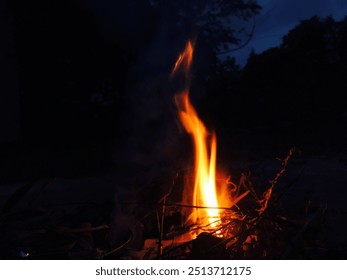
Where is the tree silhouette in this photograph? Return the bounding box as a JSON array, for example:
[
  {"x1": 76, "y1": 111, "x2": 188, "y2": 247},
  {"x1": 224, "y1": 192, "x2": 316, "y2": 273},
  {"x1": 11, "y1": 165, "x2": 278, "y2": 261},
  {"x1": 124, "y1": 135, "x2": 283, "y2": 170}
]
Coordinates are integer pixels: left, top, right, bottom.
[
  {"x1": 150, "y1": 0, "x2": 261, "y2": 74},
  {"x1": 239, "y1": 16, "x2": 347, "y2": 125},
  {"x1": 199, "y1": 15, "x2": 347, "y2": 153}
]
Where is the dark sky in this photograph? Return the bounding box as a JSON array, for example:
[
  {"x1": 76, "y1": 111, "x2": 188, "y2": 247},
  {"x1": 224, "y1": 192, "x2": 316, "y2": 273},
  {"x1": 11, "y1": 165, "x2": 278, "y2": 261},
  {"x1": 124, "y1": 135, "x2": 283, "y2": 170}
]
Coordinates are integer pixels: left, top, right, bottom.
[
  {"x1": 232, "y1": 0, "x2": 347, "y2": 66},
  {"x1": 78, "y1": 0, "x2": 347, "y2": 67}
]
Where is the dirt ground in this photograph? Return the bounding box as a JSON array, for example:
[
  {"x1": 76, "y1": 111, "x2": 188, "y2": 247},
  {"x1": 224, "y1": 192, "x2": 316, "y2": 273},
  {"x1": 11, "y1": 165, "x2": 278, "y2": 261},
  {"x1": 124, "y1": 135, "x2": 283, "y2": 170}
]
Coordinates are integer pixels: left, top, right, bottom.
[{"x1": 1, "y1": 146, "x2": 346, "y2": 259}]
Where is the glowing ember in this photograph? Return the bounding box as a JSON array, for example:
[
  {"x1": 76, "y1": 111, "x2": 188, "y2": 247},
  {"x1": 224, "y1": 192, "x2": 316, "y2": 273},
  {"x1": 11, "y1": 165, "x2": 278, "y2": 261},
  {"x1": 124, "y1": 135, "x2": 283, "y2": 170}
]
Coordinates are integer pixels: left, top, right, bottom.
[{"x1": 172, "y1": 41, "x2": 221, "y2": 230}]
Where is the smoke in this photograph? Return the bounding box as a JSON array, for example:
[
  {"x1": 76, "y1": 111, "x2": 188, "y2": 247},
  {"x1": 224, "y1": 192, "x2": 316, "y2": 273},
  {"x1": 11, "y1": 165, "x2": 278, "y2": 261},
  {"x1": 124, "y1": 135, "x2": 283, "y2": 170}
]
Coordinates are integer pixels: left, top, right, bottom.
[{"x1": 76, "y1": 1, "x2": 190, "y2": 187}]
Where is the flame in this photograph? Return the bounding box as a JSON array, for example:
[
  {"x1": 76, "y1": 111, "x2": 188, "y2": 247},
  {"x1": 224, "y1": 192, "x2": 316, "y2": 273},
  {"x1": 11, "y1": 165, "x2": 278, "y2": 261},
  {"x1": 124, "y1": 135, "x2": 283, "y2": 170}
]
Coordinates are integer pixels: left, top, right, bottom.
[
  {"x1": 171, "y1": 41, "x2": 193, "y2": 77},
  {"x1": 172, "y1": 41, "x2": 221, "y2": 229},
  {"x1": 175, "y1": 92, "x2": 220, "y2": 227}
]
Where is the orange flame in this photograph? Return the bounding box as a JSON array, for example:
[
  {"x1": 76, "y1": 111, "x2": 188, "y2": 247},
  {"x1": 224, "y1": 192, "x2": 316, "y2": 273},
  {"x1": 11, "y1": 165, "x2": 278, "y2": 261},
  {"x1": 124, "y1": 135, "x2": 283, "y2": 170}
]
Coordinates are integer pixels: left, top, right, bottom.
[
  {"x1": 171, "y1": 41, "x2": 193, "y2": 77},
  {"x1": 172, "y1": 41, "x2": 221, "y2": 229}
]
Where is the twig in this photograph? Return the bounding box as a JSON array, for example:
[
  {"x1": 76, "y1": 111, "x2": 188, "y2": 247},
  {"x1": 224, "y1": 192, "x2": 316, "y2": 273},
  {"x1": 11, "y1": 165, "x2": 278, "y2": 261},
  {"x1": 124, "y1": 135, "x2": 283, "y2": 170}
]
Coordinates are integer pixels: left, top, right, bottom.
[
  {"x1": 1, "y1": 179, "x2": 37, "y2": 215},
  {"x1": 54, "y1": 224, "x2": 109, "y2": 234},
  {"x1": 156, "y1": 173, "x2": 178, "y2": 256},
  {"x1": 160, "y1": 190, "x2": 249, "y2": 211},
  {"x1": 217, "y1": 16, "x2": 256, "y2": 55},
  {"x1": 156, "y1": 239, "x2": 194, "y2": 259},
  {"x1": 258, "y1": 148, "x2": 295, "y2": 215},
  {"x1": 103, "y1": 233, "x2": 133, "y2": 258}
]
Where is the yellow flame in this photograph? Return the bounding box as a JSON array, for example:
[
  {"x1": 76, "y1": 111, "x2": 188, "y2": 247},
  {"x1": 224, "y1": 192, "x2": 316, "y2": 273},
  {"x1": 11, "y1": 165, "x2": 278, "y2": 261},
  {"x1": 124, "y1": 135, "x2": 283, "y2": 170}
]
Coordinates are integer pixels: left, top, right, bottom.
[
  {"x1": 172, "y1": 41, "x2": 220, "y2": 229},
  {"x1": 175, "y1": 92, "x2": 220, "y2": 227}
]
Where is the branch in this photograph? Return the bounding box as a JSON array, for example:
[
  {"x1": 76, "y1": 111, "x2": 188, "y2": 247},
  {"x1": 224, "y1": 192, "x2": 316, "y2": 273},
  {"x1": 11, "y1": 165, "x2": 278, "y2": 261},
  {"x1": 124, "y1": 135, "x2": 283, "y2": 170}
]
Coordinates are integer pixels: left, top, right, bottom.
[{"x1": 217, "y1": 16, "x2": 256, "y2": 55}]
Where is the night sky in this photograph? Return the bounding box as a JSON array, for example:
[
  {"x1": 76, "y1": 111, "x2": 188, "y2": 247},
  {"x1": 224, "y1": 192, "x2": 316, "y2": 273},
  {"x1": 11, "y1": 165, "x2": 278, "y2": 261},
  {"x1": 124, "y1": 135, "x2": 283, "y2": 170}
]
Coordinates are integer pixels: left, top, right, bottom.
[
  {"x1": 76, "y1": 0, "x2": 347, "y2": 66},
  {"x1": 232, "y1": 0, "x2": 347, "y2": 65}
]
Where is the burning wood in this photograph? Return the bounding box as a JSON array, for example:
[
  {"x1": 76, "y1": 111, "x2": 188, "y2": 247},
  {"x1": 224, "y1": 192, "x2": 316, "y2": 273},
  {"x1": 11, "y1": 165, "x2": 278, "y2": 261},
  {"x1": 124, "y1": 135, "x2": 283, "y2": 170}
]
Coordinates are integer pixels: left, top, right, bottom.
[
  {"x1": 150, "y1": 53, "x2": 299, "y2": 256},
  {"x1": 153, "y1": 148, "x2": 299, "y2": 259}
]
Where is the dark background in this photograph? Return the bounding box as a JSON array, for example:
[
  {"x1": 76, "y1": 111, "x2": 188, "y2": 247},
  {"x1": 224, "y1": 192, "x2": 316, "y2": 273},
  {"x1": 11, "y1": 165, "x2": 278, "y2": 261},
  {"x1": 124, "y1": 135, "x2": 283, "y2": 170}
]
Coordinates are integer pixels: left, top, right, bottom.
[
  {"x1": 1, "y1": 0, "x2": 347, "y2": 181},
  {"x1": 1, "y1": 0, "x2": 347, "y2": 259}
]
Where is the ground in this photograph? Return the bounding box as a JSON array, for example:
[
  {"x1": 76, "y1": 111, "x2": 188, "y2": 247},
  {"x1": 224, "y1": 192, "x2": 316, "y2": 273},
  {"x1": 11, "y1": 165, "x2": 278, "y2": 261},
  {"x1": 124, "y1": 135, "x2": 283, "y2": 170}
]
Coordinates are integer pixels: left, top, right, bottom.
[{"x1": 1, "y1": 141, "x2": 346, "y2": 259}]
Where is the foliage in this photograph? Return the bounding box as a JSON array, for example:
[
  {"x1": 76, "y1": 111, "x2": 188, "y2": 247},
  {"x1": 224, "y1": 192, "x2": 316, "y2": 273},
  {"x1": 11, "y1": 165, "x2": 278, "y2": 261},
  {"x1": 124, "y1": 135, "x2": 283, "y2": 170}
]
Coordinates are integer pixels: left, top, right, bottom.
[
  {"x1": 150, "y1": 0, "x2": 260, "y2": 50},
  {"x1": 150, "y1": 0, "x2": 260, "y2": 76},
  {"x1": 242, "y1": 16, "x2": 347, "y2": 123}
]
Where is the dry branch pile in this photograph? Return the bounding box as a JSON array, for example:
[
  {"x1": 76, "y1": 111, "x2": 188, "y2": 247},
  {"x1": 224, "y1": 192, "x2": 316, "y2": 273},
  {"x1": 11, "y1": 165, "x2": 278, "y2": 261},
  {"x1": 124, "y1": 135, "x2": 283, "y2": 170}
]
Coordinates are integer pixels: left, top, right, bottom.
[{"x1": 0, "y1": 148, "x2": 331, "y2": 259}]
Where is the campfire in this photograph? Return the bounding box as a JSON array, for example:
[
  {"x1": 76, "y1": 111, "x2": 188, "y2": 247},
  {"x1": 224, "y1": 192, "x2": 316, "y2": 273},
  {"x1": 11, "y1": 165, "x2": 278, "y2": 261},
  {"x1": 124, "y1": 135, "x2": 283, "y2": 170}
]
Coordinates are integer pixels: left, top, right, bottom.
[
  {"x1": 2, "y1": 0, "x2": 344, "y2": 262},
  {"x1": 0, "y1": 39, "x2": 326, "y2": 261},
  {"x1": 130, "y1": 41, "x2": 306, "y2": 260},
  {"x1": 170, "y1": 41, "x2": 250, "y2": 239},
  {"x1": 117, "y1": 40, "x2": 297, "y2": 260}
]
